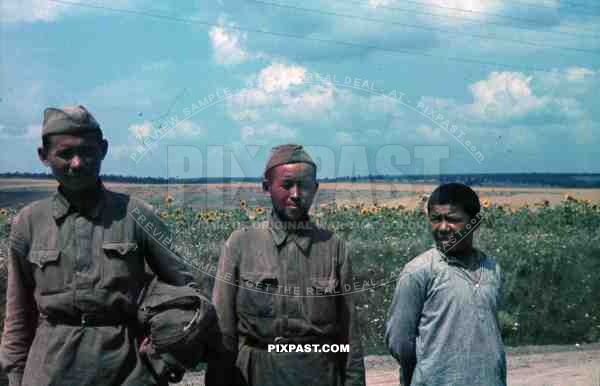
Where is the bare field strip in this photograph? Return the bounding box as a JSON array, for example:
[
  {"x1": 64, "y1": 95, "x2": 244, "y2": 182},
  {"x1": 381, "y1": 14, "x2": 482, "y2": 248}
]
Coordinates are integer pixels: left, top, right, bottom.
[
  {"x1": 179, "y1": 345, "x2": 600, "y2": 386},
  {"x1": 0, "y1": 179, "x2": 599, "y2": 209}
]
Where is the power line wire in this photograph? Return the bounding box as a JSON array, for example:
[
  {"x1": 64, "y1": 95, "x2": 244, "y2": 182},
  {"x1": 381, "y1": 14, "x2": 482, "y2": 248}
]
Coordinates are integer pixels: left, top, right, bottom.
[
  {"x1": 328, "y1": 0, "x2": 600, "y2": 39},
  {"x1": 368, "y1": 0, "x2": 600, "y2": 34},
  {"x1": 498, "y1": 0, "x2": 600, "y2": 12},
  {"x1": 46, "y1": 0, "x2": 587, "y2": 73},
  {"x1": 246, "y1": 0, "x2": 600, "y2": 55},
  {"x1": 411, "y1": 0, "x2": 600, "y2": 15}
]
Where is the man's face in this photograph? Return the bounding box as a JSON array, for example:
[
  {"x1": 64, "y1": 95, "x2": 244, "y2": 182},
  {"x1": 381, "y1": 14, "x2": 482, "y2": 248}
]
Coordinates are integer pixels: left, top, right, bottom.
[
  {"x1": 266, "y1": 163, "x2": 318, "y2": 221},
  {"x1": 39, "y1": 133, "x2": 108, "y2": 192},
  {"x1": 428, "y1": 204, "x2": 474, "y2": 254}
]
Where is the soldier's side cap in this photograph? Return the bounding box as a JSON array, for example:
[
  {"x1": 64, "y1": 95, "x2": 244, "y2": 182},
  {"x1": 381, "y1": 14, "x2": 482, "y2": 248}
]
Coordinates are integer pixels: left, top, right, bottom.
[
  {"x1": 263, "y1": 144, "x2": 316, "y2": 178},
  {"x1": 42, "y1": 105, "x2": 102, "y2": 137}
]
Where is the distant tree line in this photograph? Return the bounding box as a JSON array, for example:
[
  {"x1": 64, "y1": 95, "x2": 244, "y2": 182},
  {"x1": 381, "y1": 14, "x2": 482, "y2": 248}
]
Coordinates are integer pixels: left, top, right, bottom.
[{"x1": 1, "y1": 171, "x2": 599, "y2": 188}]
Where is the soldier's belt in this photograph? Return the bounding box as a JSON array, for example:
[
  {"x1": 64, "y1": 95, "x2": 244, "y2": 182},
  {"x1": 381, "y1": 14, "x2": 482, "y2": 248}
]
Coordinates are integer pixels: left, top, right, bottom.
[
  {"x1": 41, "y1": 312, "x2": 133, "y2": 327},
  {"x1": 242, "y1": 335, "x2": 335, "y2": 349}
]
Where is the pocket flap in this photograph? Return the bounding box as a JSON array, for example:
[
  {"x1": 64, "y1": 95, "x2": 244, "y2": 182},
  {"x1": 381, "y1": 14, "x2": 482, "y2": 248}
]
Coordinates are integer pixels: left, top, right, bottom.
[
  {"x1": 28, "y1": 250, "x2": 60, "y2": 268},
  {"x1": 103, "y1": 242, "x2": 138, "y2": 256},
  {"x1": 239, "y1": 272, "x2": 278, "y2": 289}
]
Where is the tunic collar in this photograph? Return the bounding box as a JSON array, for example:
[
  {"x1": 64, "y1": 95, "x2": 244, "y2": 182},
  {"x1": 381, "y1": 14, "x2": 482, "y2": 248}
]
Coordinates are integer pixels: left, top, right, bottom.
[
  {"x1": 268, "y1": 211, "x2": 314, "y2": 253},
  {"x1": 52, "y1": 181, "x2": 106, "y2": 220}
]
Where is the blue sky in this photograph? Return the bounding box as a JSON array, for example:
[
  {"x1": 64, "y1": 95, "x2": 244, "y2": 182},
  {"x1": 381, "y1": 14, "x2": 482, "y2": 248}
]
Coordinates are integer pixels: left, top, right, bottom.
[{"x1": 1, "y1": 0, "x2": 598, "y2": 178}]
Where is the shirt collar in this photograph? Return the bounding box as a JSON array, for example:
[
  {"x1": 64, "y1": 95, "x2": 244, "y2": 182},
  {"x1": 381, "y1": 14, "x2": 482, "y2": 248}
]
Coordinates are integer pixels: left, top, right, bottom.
[
  {"x1": 437, "y1": 246, "x2": 481, "y2": 268},
  {"x1": 268, "y1": 211, "x2": 315, "y2": 253},
  {"x1": 52, "y1": 182, "x2": 106, "y2": 221}
]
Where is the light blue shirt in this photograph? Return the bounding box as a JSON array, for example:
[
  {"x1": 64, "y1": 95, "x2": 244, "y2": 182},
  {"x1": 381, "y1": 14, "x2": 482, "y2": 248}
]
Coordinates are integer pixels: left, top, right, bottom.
[{"x1": 385, "y1": 247, "x2": 507, "y2": 386}]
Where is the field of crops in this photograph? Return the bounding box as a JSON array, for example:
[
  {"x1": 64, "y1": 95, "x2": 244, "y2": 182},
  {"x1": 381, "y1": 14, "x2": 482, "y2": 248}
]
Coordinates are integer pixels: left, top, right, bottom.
[{"x1": 1, "y1": 189, "x2": 599, "y2": 354}]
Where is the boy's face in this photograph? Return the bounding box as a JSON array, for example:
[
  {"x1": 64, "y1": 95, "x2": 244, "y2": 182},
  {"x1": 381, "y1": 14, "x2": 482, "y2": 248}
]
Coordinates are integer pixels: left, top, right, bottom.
[
  {"x1": 266, "y1": 163, "x2": 318, "y2": 221},
  {"x1": 428, "y1": 204, "x2": 474, "y2": 254},
  {"x1": 38, "y1": 133, "x2": 108, "y2": 192}
]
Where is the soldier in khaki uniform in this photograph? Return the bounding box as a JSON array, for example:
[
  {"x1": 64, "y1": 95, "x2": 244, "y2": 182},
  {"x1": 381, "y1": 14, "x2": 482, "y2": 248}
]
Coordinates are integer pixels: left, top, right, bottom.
[
  {"x1": 208, "y1": 144, "x2": 366, "y2": 386},
  {"x1": 0, "y1": 106, "x2": 195, "y2": 386}
]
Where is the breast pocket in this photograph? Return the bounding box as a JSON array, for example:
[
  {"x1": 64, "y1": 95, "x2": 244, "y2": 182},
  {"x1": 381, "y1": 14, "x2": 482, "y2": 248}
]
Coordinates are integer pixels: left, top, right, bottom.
[
  {"x1": 304, "y1": 278, "x2": 337, "y2": 325},
  {"x1": 238, "y1": 273, "x2": 278, "y2": 317},
  {"x1": 101, "y1": 242, "x2": 144, "y2": 288},
  {"x1": 27, "y1": 249, "x2": 65, "y2": 294}
]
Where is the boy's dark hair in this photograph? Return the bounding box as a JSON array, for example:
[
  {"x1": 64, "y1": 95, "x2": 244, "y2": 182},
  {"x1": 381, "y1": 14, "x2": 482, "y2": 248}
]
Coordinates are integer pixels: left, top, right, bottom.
[{"x1": 427, "y1": 183, "x2": 481, "y2": 219}]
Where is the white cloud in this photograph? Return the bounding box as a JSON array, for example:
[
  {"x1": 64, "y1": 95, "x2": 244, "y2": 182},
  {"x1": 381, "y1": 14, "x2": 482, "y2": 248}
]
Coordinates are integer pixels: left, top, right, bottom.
[
  {"x1": 427, "y1": 0, "x2": 501, "y2": 20},
  {"x1": 209, "y1": 18, "x2": 250, "y2": 66},
  {"x1": 230, "y1": 109, "x2": 260, "y2": 122},
  {"x1": 282, "y1": 84, "x2": 337, "y2": 120},
  {"x1": 565, "y1": 67, "x2": 596, "y2": 82},
  {"x1": 1, "y1": 0, "x2": 131, "y2": 23},
  {"x1": 257, "y1": 63, "x2": 307, "y2": 92},
  {"x1": 128, "y1": 120, "x2": 205, "y2": 140},
  {"x1": 231, "y1": 63, "x2": 346, "y2": 121},
  {"x1": 128, "y1": 121, "x2": 153, "y2": 140},
  {"x1": 240, "y1": 123, "x2": 296, "y2": 143},
  {"x1": 171, "y1": 120, "x2": 205, "y2": 137},
  {"x1": 467, "y1": 71, "x2": 547, "y2": 120},
  {"x1": 1, "y1": 0, "x2": 67, "y2": 23}
]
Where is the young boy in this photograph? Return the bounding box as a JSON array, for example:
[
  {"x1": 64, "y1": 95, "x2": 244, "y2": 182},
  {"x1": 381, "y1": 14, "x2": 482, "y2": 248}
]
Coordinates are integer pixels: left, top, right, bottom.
[
  {"x1": 209, "y1": 144, "x2": 365, "y2": 386},
  {"x1": 385, "y1": 183, "x2": 506, "y2": 386}
]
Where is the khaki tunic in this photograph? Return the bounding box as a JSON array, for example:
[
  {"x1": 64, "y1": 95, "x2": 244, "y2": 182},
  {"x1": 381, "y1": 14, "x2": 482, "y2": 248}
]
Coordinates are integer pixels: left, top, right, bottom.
[
  {"x1": 0, "y1": 186, "x2": 194, "y2": 386},
  {"x1": 209, "y1": 213, "x2": 366, "y2": 386}
]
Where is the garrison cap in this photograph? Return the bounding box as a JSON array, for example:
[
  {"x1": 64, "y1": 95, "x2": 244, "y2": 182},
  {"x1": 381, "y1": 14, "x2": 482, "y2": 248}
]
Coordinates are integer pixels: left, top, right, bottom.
[
  {"x1": 42, "y1": 105, "x2": 102, "y2": 137},
  {"x1": 263, "y1": 144, "x2": 316, "y2": 179}
]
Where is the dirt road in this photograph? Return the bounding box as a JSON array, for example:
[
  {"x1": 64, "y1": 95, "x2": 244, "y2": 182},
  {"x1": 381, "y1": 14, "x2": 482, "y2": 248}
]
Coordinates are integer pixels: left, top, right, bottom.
[{"x1": 180, "y1": 344, "x2": 600, "y2": 386}]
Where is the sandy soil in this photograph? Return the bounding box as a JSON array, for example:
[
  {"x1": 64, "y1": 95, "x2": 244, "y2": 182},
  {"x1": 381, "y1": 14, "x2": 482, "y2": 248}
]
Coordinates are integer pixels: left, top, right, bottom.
[
  {"x1": 1, "y1": 179, "x2": 599, "y2": 210},
  {"x1": 179, "y1": 344, "x2": 600, "y2": 386}
]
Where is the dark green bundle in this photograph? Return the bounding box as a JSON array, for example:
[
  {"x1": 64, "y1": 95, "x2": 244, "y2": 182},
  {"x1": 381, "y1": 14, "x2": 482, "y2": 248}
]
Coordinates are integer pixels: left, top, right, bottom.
[{"x1": 137, "y1": 277, "x2": 220, "y2": 383}]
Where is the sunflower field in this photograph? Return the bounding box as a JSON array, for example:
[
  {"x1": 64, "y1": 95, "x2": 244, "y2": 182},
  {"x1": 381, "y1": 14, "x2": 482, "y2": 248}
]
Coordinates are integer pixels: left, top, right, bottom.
[{"x1": 1, "y1": 196, "x2": 599, "y2": 354}]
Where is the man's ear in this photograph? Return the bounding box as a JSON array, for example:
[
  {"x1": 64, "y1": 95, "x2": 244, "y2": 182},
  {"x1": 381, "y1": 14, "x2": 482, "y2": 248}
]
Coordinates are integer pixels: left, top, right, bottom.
[
  {"x1": 38, "y1": 145, "x2": 50, "y2": 167},
  {"x1": 100, "y1": 139, "x2": 109, "y2": 160}
]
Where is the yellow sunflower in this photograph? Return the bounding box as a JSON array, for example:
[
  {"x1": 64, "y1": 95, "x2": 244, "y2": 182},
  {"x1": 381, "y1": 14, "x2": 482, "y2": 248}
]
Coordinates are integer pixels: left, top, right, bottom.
[
  {"x1": 239, "y1": 200, "x2": 247, "y2": 209},
  {"x1": 164, "y1": 194, "x2": 175, "y2": 206},
  {"x1": 396, "y1": 204, "x2": 406, "y2": 210},
  {"x1": 159, "y1": 211, "x2": 169, "y2": 219},
  {"x1": 0, "y1": 208, "x2": 8, "y2": 216},
  {"x1": 481, "y1": 199, "x2": 491, "y2": 209},
  {"x1": 369, "y1": 206, "x2": 380, "y2": 215},
  {"x1": 360, "y1": 207, "x2": 370, "y2": 216},
  {"x1": 563, "y1": 194, "x2": 575, "y2": 202},
  {"x1": 196, "y1": 211, "x2": 204, "y2": 221},
  {"x1": 255, "y1": 207, "x2": 266, "y2": 215}
]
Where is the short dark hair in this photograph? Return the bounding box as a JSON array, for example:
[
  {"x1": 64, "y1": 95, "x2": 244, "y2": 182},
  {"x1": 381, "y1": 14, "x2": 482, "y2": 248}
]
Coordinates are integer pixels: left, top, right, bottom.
[
  {"x1": 42, "y1": 131, "x2": 104, "y2": 150},
  {"x1": 427, "y1": 183, "x2": 481, "y2": 219}
]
